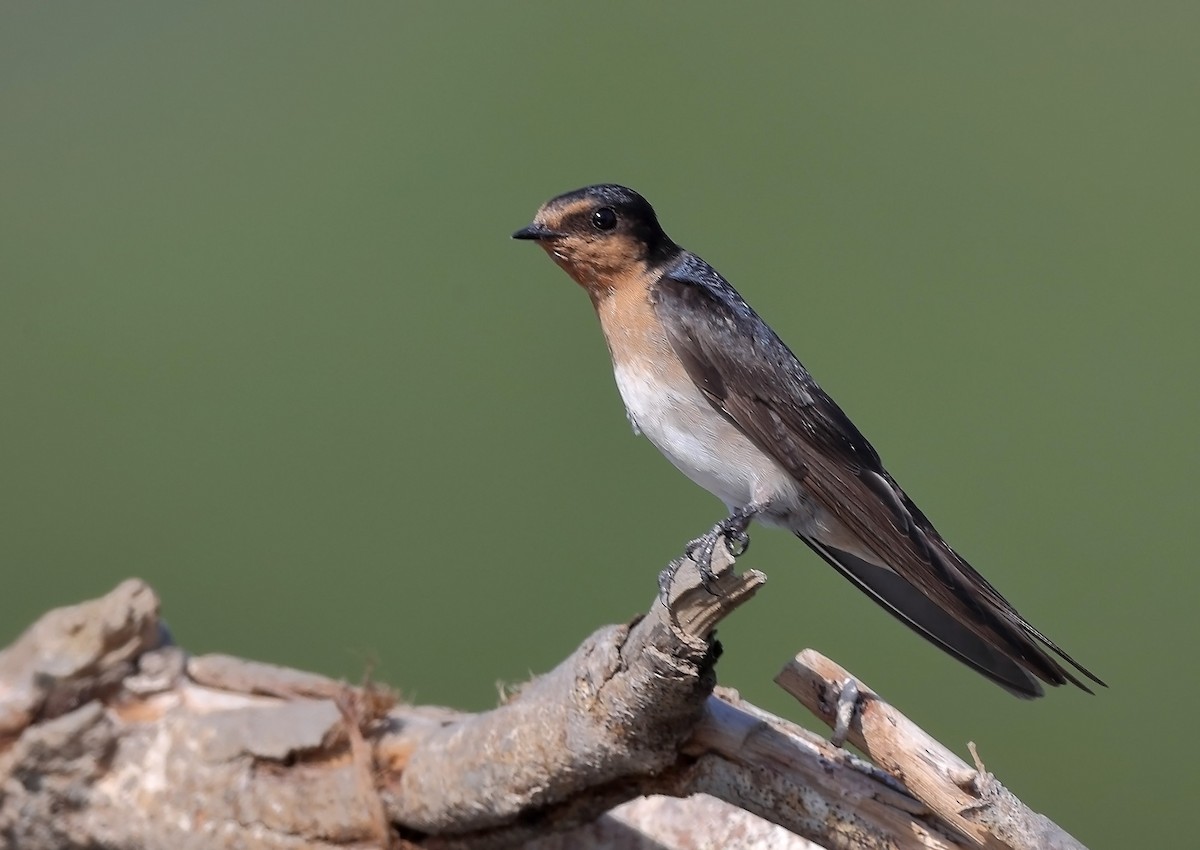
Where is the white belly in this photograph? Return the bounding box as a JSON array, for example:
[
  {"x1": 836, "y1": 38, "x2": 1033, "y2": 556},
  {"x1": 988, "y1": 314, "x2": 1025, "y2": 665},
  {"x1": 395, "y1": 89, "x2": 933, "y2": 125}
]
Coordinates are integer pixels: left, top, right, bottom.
[{"x1": 612, "y1": 362, "x2": 804, "y2": 520}]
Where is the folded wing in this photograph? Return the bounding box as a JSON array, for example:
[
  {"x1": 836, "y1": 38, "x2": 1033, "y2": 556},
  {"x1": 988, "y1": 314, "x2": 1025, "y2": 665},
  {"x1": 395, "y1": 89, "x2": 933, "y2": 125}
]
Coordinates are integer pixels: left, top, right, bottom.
[{"x1": 651, "y1": 262, "x2": 1104, "y2": 696}]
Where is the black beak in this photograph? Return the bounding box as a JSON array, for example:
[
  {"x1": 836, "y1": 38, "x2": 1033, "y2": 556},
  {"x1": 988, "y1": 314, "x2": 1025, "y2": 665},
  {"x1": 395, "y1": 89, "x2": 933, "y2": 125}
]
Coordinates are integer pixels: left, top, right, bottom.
[{"x1": 512, "y1": 223, "x2": 562, "y2": 241}]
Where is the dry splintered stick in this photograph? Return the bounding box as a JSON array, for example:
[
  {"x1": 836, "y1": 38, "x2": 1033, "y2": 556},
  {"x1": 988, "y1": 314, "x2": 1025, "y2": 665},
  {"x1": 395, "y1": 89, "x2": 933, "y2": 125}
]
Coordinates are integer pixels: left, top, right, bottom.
[
  {"x1": 0, "y1": 554, "x2": 1089, "y2": 850},
  {"x1": 778, "y1": 651, "x2": 1087, "y2": 850}
]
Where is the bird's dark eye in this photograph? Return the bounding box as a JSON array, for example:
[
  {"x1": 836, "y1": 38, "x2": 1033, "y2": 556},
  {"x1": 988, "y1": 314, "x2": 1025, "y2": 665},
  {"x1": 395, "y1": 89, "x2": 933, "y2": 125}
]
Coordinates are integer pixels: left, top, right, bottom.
[{"x1": 591, "y1": 207, "x2": 618, "y2": 232}]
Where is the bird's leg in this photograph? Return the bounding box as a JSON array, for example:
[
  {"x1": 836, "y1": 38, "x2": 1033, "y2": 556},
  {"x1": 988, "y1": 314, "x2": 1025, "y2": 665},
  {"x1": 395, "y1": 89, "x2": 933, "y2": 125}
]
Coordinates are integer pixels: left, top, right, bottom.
[{"x1": 684, "y1": 506, "x2": 758, "y2": 592}]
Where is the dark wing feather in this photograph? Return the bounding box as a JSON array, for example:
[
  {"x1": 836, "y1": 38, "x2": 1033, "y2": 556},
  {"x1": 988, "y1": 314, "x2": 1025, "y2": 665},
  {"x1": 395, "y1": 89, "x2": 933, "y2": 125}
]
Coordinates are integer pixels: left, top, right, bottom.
[
  {"x1": 651, "y1": 256, "x2": 1104, "y2": 695},
  {"x1": 797, "y1": 536, "x2": 1043, "y2": 697}
]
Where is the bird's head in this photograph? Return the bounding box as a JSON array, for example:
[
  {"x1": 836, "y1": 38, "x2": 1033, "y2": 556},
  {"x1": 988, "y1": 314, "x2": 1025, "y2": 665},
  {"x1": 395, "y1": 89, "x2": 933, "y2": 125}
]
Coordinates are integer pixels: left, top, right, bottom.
[{"x1": 513, "y1": 184, "x2": 677, "y2": 297}]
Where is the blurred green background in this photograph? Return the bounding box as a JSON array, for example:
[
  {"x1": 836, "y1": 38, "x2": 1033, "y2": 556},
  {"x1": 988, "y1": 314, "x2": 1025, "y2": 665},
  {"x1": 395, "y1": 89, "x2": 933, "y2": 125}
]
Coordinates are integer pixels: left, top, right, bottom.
[{"x1": 2, "y1": 2, "x2": 1194, "y2": 844}]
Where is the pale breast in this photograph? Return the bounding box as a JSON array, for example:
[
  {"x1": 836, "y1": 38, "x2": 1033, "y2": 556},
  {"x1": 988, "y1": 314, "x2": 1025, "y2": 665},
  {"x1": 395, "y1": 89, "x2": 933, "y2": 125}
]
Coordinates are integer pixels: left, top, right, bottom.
[{"x1": 596, "y1": 284, "x2": 804, "y2": 516}]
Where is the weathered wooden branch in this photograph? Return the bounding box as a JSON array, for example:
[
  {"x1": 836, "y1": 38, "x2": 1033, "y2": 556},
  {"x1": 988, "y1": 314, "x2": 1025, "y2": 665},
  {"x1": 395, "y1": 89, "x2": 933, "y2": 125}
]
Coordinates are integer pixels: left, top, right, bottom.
[{"x1": 0, "y1": 550, "x2": 1088, "y2": 850}]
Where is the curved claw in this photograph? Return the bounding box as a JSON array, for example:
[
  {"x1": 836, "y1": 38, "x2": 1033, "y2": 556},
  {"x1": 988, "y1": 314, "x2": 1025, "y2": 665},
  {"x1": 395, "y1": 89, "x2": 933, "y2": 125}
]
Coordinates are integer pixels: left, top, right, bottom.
[
  {"x1": 657, "y1": 560, "x2": 680, "y2": 603},
  {"x1": 723, "y1": 527, "x2": 751, "y2": 557},
  {"x1": 716, "y1": 509, "x2": 754, "y2": 558},
  {"x1": 680, "y1": 532, "x2": 716, "y2": 593},
  {"x1": 682, "y1": 507, "x2": 760, "y2": 594}
]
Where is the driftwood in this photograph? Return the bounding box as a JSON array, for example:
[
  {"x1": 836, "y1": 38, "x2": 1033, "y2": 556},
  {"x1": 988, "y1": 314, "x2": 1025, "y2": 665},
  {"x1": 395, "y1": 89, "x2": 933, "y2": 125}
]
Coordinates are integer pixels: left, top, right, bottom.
[{"x1": 0, "y1": 548, "x2": 1088, "y2": 850}]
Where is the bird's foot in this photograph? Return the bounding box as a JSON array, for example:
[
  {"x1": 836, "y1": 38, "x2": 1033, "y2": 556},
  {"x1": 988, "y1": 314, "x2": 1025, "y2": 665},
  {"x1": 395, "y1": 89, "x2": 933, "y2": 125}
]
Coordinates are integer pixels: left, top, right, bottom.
[
  {"x1": 829, "y1": 677, "x2": 860, "y2": 748},
  {"x1": 657, "y1": 559, "x2": 680, "y2": 600},
  {"x1": 684, "y1": 508, "x2": 756, "y2": 594}
]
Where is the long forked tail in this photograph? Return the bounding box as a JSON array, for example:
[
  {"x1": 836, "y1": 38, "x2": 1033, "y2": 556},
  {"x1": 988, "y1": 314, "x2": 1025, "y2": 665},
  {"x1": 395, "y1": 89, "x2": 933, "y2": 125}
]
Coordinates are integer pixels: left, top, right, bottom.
[{"x1": 797, "y1": 534, "x2": 1106, "y2": 698}]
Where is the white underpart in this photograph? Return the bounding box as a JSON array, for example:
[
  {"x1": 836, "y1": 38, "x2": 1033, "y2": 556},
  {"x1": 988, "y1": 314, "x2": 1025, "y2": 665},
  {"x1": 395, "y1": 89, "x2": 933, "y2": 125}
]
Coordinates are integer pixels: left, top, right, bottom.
[{"x1": 612, "y1": 361, "x2": 824, "y2": 534}]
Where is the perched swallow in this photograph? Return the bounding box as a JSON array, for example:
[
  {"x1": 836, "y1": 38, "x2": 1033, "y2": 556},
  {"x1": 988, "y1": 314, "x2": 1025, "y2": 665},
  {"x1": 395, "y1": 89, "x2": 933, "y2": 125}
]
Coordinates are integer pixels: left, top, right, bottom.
[{"x1": 514, "y1": 184, "x2": 1104, "y2": 698}]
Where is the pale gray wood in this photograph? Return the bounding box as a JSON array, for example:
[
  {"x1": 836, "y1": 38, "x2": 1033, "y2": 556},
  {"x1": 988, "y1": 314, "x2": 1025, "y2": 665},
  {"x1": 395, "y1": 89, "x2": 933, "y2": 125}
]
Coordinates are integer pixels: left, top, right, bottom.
[{"x1": 0, "y1": 551, "x2": 1087, "y2": 850}]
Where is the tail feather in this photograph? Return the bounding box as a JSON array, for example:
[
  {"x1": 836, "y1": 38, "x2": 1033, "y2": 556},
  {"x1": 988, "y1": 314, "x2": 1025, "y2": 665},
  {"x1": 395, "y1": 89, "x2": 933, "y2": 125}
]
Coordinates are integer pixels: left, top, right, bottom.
[{"x1": 797, "y1": 534, "x2": 1100, "y2": 698}]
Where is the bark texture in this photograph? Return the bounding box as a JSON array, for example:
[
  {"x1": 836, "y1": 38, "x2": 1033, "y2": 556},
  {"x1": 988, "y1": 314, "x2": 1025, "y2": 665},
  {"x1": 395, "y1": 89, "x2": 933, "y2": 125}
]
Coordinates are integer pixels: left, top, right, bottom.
[{"x1": 0, "y1": 553, "x2": 1087, "y2": 850}]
